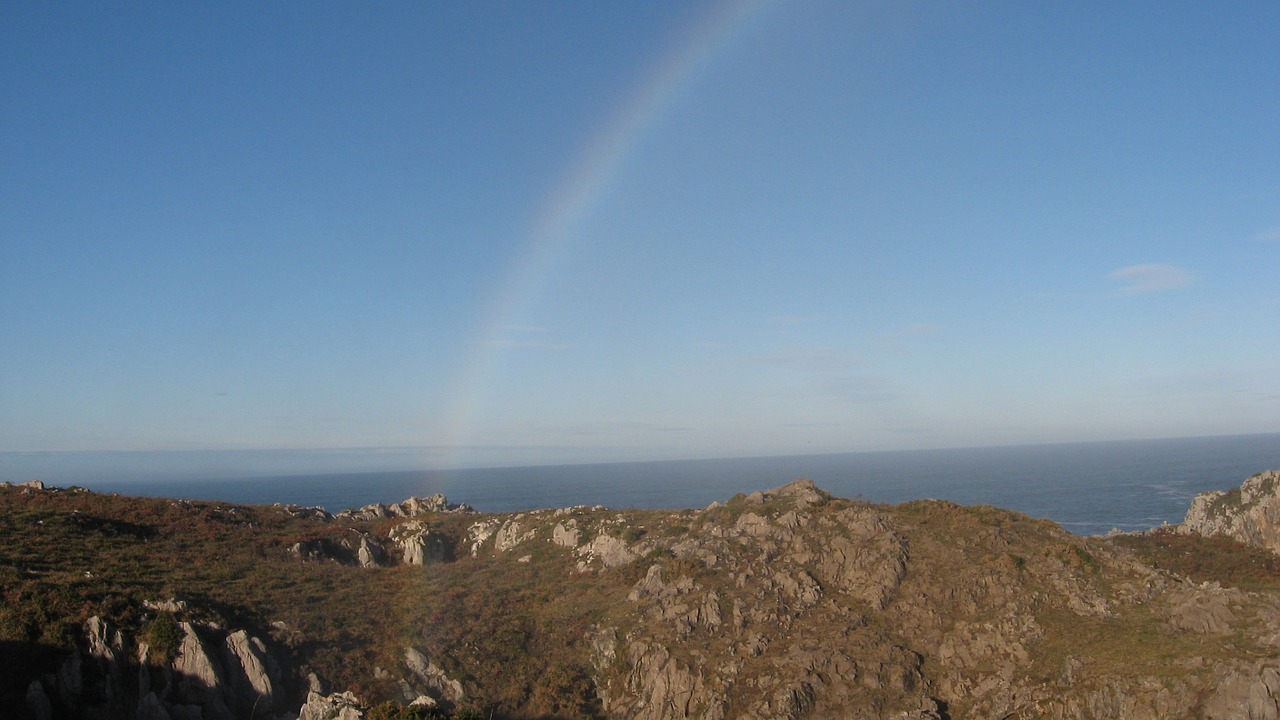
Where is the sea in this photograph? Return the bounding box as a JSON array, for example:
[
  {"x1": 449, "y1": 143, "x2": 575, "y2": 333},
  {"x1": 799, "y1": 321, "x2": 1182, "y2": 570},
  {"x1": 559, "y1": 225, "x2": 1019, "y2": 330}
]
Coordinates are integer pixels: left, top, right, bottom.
[{"x1": 4, "y1": 433, "x2": 1279, "y2": 537}]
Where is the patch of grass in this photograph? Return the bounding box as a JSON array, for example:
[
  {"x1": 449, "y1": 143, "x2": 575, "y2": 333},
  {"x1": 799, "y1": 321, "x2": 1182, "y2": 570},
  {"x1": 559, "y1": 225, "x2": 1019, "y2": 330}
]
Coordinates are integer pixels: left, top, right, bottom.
[
  {"x1": 143, "y1": 612, "x2": 182, "y2": 663},
  {"x1": 1068, "y1": 544, "x2": 1100, "y2": 574},
  {"x1": 1025, "y1": 603, "x2": 1209, "y2": 686},
  {"x1": 1112, "y1": 529, "x2": 1280, "y2": 592}
]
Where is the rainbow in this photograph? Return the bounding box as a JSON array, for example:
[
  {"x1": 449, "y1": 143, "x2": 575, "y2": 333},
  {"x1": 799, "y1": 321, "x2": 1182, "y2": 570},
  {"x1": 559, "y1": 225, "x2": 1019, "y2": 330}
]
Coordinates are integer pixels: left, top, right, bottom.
[{"x1": 436, "y1": 0, "x2": 773, "y2": 469}]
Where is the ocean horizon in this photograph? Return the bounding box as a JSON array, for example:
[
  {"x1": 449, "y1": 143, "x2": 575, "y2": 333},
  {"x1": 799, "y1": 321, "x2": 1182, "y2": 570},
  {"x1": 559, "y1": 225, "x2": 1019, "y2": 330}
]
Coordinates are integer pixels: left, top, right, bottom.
[{"x1": 4, "y1": 433, "x2": 1279, "y2": 537}]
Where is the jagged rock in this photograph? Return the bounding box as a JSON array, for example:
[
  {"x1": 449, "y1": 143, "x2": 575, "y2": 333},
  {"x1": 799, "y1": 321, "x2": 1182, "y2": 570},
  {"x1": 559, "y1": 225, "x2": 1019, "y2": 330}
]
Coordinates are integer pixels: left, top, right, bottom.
[
  {"x1": 494, "y1": 518, "x2": 536, "y2": 552},
  {"x1": 298, "y1": 690, "x2": 365, "y2": 720},
  {"x1": 390, "y1": 521, "x2": 447, "y2": 565},
  {"x1": 396, "y1": 494, "x2": 448, "y2": 516},
  {"x1": 222, "y1": 629, "x2": 281, "y2": 718},
  {"x1": 1183, "y1": 470, "x2": 1280, "y2": 553},
  {"x1": 770, "y1": 478, "x2": 830, "y2": 507},
  {"x1": 173, "y1": 622, "x2": 234, "y2": 720},
  {"x1": 1166, "y1": 587, "x2": 1237, "y2": 634},
  {"x1": 356, "y1": 535, "x2": 387, "y2": 568},
  {"x1": 467, "y1": 518, "x2": 502, "y2": 556},
  {"x1": 812, "y1": 508, "x2": 907, "y2": 610},
  {"x1": 403, "y1": 647, "x2": 464, "y2": 704},
  {"x1": 553, "y1": 519, "x2": 581, "y2": 547},
  {"x1": 608, "y1": 638, "x2": 715, "y2": 720},
  {"x1": 277, "y1": 504, "x2": 333, "y2": 520},
  {"x1": 575, "y1": 532, "x2": 638, "y2": 569},
  {"x1": 84, "y1": 615, "x2": 126, "y2": 714},
  {"x1": 334, "y1": 494, "x2": 475, "y2": 522},
  {"x1": 1203, "y1": 664, "x2": 1280, "y2": 719}
]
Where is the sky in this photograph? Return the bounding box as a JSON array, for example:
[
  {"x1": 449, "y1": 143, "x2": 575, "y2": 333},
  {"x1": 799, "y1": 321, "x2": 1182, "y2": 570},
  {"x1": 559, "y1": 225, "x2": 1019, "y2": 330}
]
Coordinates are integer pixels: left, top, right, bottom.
[{"x1": 2, "y1": 1, "x2": 1278, "y2": 474}]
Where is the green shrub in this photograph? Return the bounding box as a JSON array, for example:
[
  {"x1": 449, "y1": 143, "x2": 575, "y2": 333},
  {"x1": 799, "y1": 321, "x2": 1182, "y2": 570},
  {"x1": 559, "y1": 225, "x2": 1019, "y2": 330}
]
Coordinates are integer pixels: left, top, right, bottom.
[{"x1": 144, "y1": 612, "x2": 182, "y2": 663}]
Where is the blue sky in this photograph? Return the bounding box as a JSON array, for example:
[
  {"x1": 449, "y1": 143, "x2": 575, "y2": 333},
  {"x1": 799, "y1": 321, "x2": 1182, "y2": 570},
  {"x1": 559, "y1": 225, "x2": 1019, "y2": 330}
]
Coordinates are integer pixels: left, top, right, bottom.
[{"x1": 3, "y1": 1, "x2": 1278, "y2": 472}]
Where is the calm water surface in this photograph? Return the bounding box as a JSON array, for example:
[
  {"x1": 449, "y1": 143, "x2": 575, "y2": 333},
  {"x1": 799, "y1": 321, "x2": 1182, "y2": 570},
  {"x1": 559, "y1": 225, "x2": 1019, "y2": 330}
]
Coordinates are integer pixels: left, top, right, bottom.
[{"x1": 30, "y1": 433, "x2": 1280, "y2": 537}]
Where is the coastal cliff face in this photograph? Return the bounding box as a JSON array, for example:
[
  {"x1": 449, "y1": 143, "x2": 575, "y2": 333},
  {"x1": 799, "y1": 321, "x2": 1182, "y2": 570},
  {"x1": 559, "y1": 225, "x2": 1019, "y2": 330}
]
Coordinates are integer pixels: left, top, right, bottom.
[
  {"x1": 4, "y1": 474, "x2": 1280, "y2": 719},
  {"x1": 1182, "y1": 469, "x2": 1280, "y2": 553}
]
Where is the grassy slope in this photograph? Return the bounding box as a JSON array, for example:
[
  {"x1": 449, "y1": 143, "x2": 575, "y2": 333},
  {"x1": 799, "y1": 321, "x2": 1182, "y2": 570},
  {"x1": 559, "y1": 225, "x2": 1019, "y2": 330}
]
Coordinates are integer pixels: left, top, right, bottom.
[
  {"x1": 5, "y1": 484, "x2": 1280, "y2": 719},
  {"x1": 0, "y1": 486, "x2": 405, "y2": 709}
]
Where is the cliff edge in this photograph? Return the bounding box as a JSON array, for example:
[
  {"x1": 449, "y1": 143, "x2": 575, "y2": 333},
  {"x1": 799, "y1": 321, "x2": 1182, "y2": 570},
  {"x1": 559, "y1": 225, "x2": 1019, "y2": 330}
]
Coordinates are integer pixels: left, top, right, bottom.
[{"x1": 1182, "y1": 469, "x2": 1280, "y2": 553}]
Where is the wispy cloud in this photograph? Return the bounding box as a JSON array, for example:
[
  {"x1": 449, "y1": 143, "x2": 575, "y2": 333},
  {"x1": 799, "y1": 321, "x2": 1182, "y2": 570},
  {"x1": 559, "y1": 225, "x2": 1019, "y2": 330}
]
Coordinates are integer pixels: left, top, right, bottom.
[{"x1": 1107, "y1": 264, "x2": 1194, "y2": 295}]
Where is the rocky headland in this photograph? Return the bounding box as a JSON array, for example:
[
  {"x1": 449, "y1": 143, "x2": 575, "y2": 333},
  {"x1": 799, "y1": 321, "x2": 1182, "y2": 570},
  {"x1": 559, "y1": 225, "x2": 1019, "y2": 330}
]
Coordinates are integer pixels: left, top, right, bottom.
[
  {"x1": 1182, "y1": 469, "x2": 1280, "y2": 554},
  {"x1": 3, "y1": 470, "x2": 1280, "y2": 719}
]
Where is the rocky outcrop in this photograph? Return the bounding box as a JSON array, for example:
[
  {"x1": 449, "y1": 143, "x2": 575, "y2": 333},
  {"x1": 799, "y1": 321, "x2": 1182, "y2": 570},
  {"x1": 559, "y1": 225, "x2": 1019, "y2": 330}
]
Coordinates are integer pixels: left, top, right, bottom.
[
  {"x1": 298, "y1": 690, "x2": 365, "y2": 720},
  {"x1": 222, "y1": 629, "x2": 283, "y2": 718},
  {"x1": 333, "y1": 493, "x2": 474, "y2": 522},
  {"x1": 1183, "y1": 469, "x2": 1280, "y2": 553},
  {"x1": 23, "y1": 614, "x2": 294, "y2": 720},
  {"x1": 1203, "y1": 664, "x2": 1280, "y2": 720},
  {"x1": 12, "y1": 475, "x2": 1280, "y2": 719},
  {"x1": 286, "y1": 495, "x2": 468, "y2": 567},
  {"x1": 356, "y1": 534, "x2": 387, "y2": 568},
  {"x1": 289, "y1": 537, "x2": 357, "y2": 564},
  {"x1": 174, "y1": 622, "x2": 233, "y2": 718},
  {"x1": 585, "y1": 484, "x2": 933, "y2": 719},
  {"x1": 402, "y1": 647, "x2": 465, "y2": 706},
  {"x1": 390, "y1": 521, "x2": 448, "y2": 565}
]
